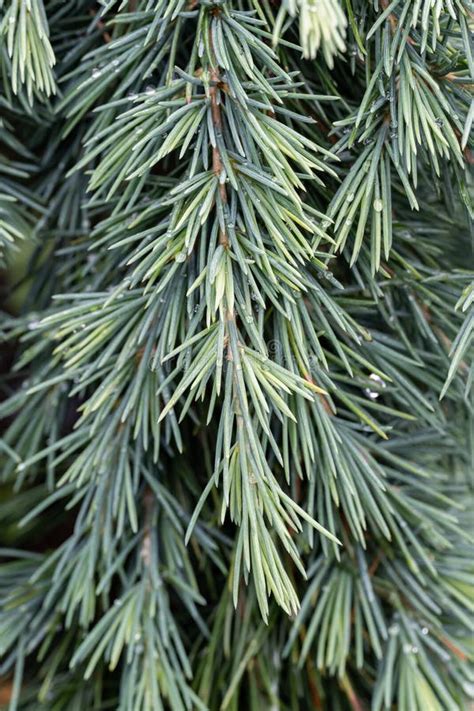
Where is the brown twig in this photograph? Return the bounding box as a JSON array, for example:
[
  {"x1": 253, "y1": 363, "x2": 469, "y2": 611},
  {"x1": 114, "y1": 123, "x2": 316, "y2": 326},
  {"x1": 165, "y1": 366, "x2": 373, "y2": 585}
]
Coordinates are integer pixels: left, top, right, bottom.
[
  {"x1": 341, "y1": 674, "x2": 367, "y2": 711},
  {"x1": 209, "y1": 69, "x2": 229, "y2": 251},
  {"x1": 0, "y1": 679, "x2": 12, "y2": 705},
  {"x1": 89, "y1": 9, "x2": 112, "y2": 44}
]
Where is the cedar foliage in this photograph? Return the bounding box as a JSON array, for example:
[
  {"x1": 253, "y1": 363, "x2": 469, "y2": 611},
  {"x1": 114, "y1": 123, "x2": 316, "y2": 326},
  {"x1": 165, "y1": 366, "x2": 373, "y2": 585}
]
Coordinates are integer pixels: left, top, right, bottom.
[{"x1": 0, "y1": 0, "x2": 473, "y2": 709}]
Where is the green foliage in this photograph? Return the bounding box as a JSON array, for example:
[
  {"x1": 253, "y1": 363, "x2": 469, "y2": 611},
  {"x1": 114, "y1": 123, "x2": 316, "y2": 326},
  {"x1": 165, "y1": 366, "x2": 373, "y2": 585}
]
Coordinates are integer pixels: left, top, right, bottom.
[
  {"x1": 0, "y1": 0, "x2": 56, "y2": 100},
  {"x1": 0, "y1": 0, "x2": 473, "y2": 709}
]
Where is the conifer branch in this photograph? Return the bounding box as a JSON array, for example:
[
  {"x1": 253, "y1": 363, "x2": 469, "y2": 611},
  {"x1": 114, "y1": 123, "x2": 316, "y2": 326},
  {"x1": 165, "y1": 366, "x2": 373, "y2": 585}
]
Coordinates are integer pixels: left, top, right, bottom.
[{"x1": 0, "y1": 0, "x2": 472, "y2": 709}]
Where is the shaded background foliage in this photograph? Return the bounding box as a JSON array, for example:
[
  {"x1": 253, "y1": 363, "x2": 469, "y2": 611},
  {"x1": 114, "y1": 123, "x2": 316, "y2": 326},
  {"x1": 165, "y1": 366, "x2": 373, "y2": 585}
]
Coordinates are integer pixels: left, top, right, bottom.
[{"x1": 0, "y1": 0, "x2": 473, "y2": 709}]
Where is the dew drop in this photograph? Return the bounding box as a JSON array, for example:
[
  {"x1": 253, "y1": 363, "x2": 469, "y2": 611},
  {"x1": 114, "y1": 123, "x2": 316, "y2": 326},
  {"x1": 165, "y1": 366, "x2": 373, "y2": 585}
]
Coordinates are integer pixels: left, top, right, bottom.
[
  {"x1": 373, "y1": 198, "x2": 383, "y2": 212},
  {"x1": 92, "y1": 68, "x2": 101, "y2": 79},
  {"x1": 364, "y1": 373, "x2": 386, "y2": 400},
  {"x1": 175, "y1": 252, "x2": 187, "y2": 263},
  {"x1": 346, "y1": 193, "x2": 355, "y2": 203}
]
